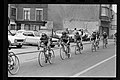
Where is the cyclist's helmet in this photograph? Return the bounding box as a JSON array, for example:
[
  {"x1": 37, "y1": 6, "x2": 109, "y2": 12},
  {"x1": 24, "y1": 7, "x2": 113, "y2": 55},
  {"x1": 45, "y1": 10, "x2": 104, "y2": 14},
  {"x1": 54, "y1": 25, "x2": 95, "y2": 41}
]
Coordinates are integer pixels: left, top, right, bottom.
[
  {"x1": 76, "y1": 32, "x2": 79, "y2": 35},
  {"x1": 103, "y1": 32, "x2": 107, "y2": 34},
  {"x1": 62, "y1": 31, "x2": 67, "y2": 35},
  {"x1": 41, "y1": 33, "x2": 47, "y2": 37}
]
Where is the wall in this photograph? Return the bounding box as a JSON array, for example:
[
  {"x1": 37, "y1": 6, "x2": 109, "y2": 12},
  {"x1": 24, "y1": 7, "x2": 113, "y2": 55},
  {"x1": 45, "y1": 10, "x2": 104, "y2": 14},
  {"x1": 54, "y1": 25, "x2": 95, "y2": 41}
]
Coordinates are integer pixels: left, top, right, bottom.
[
  {"x1": 64, "y1": 20, "x2": 99, "y2": 34},
  {"x1": 48, "y1": 4, "x2": 100, "y2": 30}
]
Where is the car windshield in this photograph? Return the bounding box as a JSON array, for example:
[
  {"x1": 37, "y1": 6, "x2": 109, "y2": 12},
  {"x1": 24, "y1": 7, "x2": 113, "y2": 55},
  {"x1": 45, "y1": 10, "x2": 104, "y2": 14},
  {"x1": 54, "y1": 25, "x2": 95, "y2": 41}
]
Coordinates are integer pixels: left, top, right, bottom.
[{"x1": 8, "y1": 31, "x2": 12, "y2": 36}]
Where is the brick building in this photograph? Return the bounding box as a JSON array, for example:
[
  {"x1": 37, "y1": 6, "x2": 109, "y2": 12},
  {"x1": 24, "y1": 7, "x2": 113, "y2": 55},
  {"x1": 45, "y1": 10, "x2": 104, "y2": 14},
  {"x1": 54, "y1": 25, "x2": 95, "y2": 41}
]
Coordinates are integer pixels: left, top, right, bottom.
[{"x1": 8, "y1": 4, "x2": 48, "y2": 31}]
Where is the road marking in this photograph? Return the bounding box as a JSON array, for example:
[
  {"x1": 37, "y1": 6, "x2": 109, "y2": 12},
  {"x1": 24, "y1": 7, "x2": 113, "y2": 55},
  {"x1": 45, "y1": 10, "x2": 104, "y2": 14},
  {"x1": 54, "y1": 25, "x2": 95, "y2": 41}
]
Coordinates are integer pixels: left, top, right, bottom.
[{"x1": 73, "y1": 55, "x2": 116, "y2": 77}]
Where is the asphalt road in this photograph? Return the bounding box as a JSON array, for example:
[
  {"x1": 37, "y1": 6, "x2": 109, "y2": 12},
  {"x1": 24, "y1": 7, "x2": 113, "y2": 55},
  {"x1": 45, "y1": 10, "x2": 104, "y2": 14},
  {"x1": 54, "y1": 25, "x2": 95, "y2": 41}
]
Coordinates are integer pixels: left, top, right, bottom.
[{"x1": 8, "y1": 39, "x2": 116, "y2": 77}]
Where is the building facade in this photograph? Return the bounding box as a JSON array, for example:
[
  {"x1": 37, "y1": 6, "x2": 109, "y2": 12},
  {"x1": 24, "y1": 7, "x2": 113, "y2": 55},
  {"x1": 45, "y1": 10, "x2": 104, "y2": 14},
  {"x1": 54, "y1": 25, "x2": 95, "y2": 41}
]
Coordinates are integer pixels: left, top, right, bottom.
[
  {"x1": 8, "y1": 4, "x2": 48, "y2": 31},
  {"x1": 47, "y1": 4, "x2": 100, "y2": 31},
  {"x1": 99, "y1": 4, "x2": 113, "y2": 37},
  {"x1": 109, "y1": 10, "x2": 117, "y2": 38},
  {"x1": 8, "y1": 4, "x2": 17, "y2": 30}
]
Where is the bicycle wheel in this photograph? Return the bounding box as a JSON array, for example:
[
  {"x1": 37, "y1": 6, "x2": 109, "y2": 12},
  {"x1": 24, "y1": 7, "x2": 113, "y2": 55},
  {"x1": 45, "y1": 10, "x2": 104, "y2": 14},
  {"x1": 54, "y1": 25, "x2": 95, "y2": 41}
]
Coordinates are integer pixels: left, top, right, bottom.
[
  {"x1": 48, "y1": 49, "x2": 55, "y2": 64},
  {"x1": 8, "y1": 52, "x2": 20, "y2": 75},
  {"x1": 60, "y1": 47, "x2": 66, "y2": 60},
  {"x1": 38, "y1": 51, "x2": 46, "y2": 67}
]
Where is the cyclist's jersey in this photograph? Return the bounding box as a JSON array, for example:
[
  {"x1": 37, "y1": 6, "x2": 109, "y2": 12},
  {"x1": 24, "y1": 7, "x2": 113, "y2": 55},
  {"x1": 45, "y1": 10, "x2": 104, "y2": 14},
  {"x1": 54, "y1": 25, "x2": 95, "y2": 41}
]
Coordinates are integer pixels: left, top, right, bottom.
[
  {"x1": 102, "y1": 33, "x2": 107, "y2": 39},
  {"x1": 61, "y1": 35, "x2": 69, "y2": 43},
  {"x1": 40, "y1": 35, "x2": 49, "y2": 43},
  {"x1": 74, "y1": 34, "x2": 81, "y2": 41},
  {"x1": 96, "y1": 32, "x2": 100, "y2": 39},
  {"x1": 92, "y1": 33, "x2": 97, "y2": 40}
]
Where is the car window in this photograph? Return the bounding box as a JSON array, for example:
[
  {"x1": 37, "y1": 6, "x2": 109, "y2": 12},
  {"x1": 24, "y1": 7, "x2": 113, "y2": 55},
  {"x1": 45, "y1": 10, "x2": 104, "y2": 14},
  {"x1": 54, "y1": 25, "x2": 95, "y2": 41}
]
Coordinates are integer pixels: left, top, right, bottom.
[
  {"x1": 34, "y1": 32, "x2": 40, "y2": 37},
  {"x1": 23, "y1": 32, "x2": 34, "y2": 37}
]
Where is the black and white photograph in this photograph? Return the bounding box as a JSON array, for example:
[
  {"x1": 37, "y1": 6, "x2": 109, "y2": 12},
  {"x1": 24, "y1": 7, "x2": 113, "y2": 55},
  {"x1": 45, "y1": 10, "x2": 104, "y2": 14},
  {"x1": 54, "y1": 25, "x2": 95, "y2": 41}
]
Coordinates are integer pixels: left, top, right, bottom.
[{"x1": 8, "y1": 4, "x2": 117, "y2": 77}]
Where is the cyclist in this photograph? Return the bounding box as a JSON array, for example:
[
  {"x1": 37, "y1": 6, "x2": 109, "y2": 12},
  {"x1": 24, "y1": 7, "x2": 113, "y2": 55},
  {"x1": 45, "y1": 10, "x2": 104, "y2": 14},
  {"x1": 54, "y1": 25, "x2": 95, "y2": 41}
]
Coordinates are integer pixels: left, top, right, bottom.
[
  {"x1": 74, "y1": 32, "x2": 83, "y2": 50},
  {"x1": 96, "y1": 31, "x2": 100, "y2": 48},
  {"x1": 102, "y1": 31, "x2": 108, "y2": 45},
  {"x1": 38, "y1": 33, "x2": 52, "y2": 63},
  {"x1": 60, "y1": 31, "x2": 71, "y2": 57},
  {"x1": 91, "y1": 31, "x2": 97, "y2": 45}
]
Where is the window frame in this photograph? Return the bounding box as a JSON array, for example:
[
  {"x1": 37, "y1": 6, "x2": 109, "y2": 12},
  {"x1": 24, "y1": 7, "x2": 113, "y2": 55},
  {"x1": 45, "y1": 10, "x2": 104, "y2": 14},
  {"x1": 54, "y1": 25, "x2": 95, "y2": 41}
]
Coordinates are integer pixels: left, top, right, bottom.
[
  {"x1": 23, "y1": 8, "x2": 31, "y2": 20},
  {"x1": 35, "y1": 8, "x2": 43, "y2": 21},
  {"x1": 11, "y1": 6, "x2": 17, "y2": 17}
]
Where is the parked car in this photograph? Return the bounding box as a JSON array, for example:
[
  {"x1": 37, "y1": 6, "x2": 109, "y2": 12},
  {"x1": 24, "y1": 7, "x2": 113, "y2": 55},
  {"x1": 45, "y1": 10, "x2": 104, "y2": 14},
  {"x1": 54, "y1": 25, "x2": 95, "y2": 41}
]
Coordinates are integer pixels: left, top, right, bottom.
[
  {"x1": 8, "y1": 30, "x2": 25, "y2": 48},
  {"x1": 15, "y1": 30, "x2": 59, "y2": 47}
]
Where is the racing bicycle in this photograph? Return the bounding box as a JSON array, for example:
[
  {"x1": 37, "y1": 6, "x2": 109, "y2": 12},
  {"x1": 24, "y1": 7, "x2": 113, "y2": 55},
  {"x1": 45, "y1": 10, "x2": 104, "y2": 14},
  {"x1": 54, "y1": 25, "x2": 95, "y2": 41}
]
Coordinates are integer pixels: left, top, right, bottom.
[
  {"x1": 74, "y1": 40, "x2": 83, "y2": 55},
  {"x1": 38, "y1": 43, "x2": 55, "y2": 67},
  {"x1": 103, "y1": 38, "x2": 107, "y2": 48},
  {"x1": 60, "y1": 42, "x2": 71, "y2": 60}
]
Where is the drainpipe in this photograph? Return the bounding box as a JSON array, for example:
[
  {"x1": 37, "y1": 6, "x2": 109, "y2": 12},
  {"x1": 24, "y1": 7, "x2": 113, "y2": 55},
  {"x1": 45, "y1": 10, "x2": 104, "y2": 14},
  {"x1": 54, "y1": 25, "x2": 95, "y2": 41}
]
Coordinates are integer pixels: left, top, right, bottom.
[{"x1": 99, "y1": 4, "x2": 102, "y2": 36}]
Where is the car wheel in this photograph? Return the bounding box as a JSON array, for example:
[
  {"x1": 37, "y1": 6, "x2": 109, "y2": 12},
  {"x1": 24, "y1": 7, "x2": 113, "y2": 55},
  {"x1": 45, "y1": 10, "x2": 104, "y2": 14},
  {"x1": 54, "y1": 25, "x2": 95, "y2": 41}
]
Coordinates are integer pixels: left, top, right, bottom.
[{"x1": 16, "y1": 45, "x2": 22, "y2": 48}]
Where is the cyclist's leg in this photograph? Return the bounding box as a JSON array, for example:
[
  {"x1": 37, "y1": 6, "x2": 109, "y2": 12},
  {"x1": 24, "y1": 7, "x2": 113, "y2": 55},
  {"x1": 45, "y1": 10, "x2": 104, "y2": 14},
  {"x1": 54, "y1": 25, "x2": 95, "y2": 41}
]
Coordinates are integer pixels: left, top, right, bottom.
[
  {"x1": 80, "y1": 40, "x2": 83, "y2": 50},
  {"x1": 61, "y1": 42, "x2": 66, "y2": 52},
  {"x1": 67, "y1": 42, "x2": 70, "y2": 53}
]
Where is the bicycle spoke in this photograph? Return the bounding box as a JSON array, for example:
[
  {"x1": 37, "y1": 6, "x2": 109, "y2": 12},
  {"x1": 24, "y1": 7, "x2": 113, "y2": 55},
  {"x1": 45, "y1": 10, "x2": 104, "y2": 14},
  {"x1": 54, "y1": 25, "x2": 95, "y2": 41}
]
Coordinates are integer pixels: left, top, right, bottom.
[{"x1": 8, "y1": 52, "x2": 20, "y2": 75}]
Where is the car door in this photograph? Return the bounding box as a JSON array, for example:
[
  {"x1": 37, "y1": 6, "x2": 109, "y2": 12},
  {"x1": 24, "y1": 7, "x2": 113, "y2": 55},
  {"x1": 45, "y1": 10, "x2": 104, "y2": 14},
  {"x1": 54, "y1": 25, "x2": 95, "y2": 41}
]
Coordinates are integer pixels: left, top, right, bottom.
[
  {"x1": 22, "y1": 32, "x2": 34, "y2": 44},
  {"x1": 26, "y1": 32, "x2": 40, "y2": 45}
]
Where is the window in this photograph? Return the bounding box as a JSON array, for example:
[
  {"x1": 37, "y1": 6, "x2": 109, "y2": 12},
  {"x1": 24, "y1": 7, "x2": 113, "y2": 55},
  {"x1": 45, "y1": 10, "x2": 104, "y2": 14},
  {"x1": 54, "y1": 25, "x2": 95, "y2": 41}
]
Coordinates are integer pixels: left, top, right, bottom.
[
  {"x1": 11, "y1": 7, "x2": 16, "y2": 16},
  {"x1": 23, "y1": 8, "x2": 30, "y2": 20},
  {"x1": 101, "y1": 7, "x2": 109, "y2": 16},
  {"x1": 23, "y1": 32, "x2": 34, "y2": 37},
  {"x1": 36, "y1": 9, "x2": 43, "y2": 21}
]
